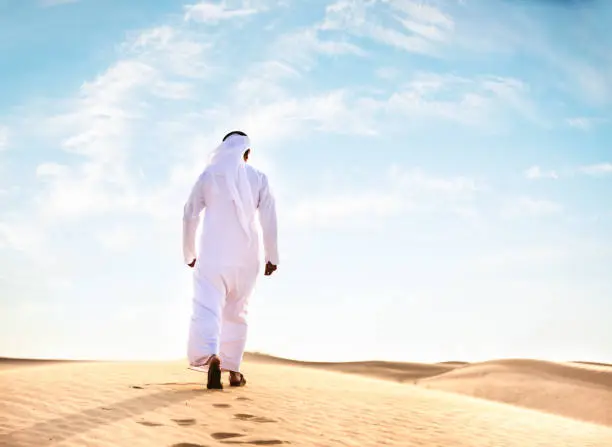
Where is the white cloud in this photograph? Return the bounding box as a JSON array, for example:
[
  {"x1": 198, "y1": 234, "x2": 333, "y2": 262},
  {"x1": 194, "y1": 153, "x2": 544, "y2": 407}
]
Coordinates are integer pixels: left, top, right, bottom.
[
  {"x1": 579, "y1": 163, "x2": 612, "y2": 176},
  {"x1": 25, "y1": 23, "x2": 216, "y2": 228},
  {"x1": 221, "y1": 68, "x2": 540, "y2": 157},
  {"x1": 566, "y1": 117, "x2": 606, "y2": 130},
  {"x1": 234, "y1": 60, "x2": 300, "y2": 99},
  {"x1": 184, "y1": 1, "x2": 259, "y2": 23},
  {"x1": 0, "y1": 126, "x2": 8, "y2": 151},
  {"x1": 390, "y1": 1, "x2": 454, "y2": 29},
  {"x1": 125, "y1": 26, "x2": 212, "y2": 79},
  {"x1": 274, "y1": 28, "x2": 366, "y2": 69},
  {"x1": 30, "y1": 59, "x2": 157, "y2": 223},
  {"x1": 54, "y1": 59, "x2": 155, "y2": 158},
  {"x1": 384, "y1": 73, "x2": 537, "y2": 128},
  {"x1": 227, "y1": 69, "x2": 538, "y2": 137},
  {"x1": 525, "y1": 163, "x2": 612, "y2": 180},
  {"x1": 321, "y1": 0, "x2": 455, "y2": 56},
  {"x1": 289, "y1": 165, "x2": 483, "y2": 228},
  {"x1": 524, "y1": 165, "x2": 559, "y2": 180},
  {"x1": 501, "y1": 197, "x2": 563, "y2": 219},
  {"x1": 567, "y1": 118, "x2": 589, "y2": 129},
  {"x1": 389, "y1": 165, "x2": 480, "y2": 196},
  {"x1": 221, "y1": 86, "x2": 381, "y2": 141},
  {"x1": 392, "y1": 0, "x2": 454, "y2": 42}
]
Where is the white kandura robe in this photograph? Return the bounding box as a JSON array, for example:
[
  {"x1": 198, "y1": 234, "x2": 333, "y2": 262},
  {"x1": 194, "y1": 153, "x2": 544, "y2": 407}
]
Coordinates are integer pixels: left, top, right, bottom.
[{"x1": 182, "y1": 163, "x2": 279, "y2": 373}]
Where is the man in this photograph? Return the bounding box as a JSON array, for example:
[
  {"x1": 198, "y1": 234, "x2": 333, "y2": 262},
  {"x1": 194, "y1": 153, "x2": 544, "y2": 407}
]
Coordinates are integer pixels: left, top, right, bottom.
[{"x1": 182, "y1": 130, "x2": 279, "y2": 389}]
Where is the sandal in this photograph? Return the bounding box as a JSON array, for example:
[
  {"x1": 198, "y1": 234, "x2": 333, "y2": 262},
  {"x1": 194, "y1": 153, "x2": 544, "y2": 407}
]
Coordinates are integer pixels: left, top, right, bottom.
[
  {"x1": 229, "y1": 371, "x2": 247, "y2": 387},
  {"x1": 207, "y1": 355, "x2": 223, "y2": 390}
]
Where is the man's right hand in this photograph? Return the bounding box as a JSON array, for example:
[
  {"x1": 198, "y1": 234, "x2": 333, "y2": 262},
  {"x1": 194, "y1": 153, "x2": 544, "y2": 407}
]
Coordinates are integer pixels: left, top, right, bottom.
[{"x1": 264, "y1": 262, "x2": 277, "y2": 276}]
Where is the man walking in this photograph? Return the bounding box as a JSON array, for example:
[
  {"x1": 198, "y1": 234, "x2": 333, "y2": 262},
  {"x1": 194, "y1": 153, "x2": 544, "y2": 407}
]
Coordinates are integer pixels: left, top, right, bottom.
[{"x1": 182, "y1": 130, "x2": 279, "y2": 389}]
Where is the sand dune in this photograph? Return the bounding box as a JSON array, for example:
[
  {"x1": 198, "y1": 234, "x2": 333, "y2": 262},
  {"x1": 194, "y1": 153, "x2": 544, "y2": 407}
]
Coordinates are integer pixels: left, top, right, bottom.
[
  {"x1": 243, "y1": 353, "x2": 460, "y2": 382},
  {"x1": 245, "y1": 354, "x2": 612, "y2": 427},
  {"x1": 0, "y1": 358, "x2": 83, "y2": 371},
  {"x1": 1, "y1": 356, "x2": 611, "y2": 446},
  {"x1": 418, "y1": 358, "x2": 612, "y2": 427}
]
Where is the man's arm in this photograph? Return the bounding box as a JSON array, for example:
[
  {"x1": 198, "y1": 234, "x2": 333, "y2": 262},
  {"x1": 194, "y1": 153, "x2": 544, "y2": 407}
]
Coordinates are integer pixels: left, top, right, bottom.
[
  {"x1": 182, "y1": 173, "x2": 207, "y2": 267},
  {"x1": 258, "y1": 173, "x2": 279, "y2": 273}
]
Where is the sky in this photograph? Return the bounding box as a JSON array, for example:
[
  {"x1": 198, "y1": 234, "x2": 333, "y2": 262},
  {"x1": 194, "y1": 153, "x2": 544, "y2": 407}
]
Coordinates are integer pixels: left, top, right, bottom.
[{"x1": 0, "y1": 0, "x2": 611, "y2": 364}]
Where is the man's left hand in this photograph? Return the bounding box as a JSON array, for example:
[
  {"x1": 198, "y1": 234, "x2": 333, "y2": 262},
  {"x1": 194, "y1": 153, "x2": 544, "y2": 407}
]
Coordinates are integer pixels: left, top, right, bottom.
[{"x1": 264, "y1": 262, "x2": 277, "y2": 276}]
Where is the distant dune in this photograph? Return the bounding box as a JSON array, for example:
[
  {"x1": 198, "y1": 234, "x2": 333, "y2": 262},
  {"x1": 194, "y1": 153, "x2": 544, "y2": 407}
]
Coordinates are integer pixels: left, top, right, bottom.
[
  {"x1": 244, "y1": 353, "x2": 612, "y2": 427},
  {"x1": 1, "y1": 354, "x2": 611, "y2": 446}
]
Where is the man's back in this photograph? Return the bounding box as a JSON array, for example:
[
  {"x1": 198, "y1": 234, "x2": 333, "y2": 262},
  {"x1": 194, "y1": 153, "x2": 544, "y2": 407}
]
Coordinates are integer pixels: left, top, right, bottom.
[{"x1": 183, "y1": 163, "x2": 279, "y2": 269}]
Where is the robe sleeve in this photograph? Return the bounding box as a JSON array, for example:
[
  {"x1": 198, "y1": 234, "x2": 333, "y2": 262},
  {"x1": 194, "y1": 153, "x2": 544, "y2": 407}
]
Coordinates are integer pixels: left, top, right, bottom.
[
  {"x1": 182, "y1": 173, "x2": 207, "y2": 264},
  {"x1": 258, "y1": 173, "x2": 279, "y2": 266}
]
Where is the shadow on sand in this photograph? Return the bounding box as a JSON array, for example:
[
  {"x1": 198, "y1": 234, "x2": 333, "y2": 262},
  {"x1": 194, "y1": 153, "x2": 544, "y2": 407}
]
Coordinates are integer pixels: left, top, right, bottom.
[{"x1": 0, "y1": 387, "x2": 209, "y2": 446}]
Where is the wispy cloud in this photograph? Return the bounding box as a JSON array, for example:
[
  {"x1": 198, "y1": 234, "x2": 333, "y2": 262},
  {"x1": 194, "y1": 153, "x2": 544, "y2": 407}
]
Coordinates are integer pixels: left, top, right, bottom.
[
  {"x1": 389, "y1": 165, "x2": 480, "y2": 196},
  {"x1": 524, "y1": 165, "x2": 559, "y2": 180},
  {"x1": 566, "y1": 116, "x2": 608, "y2": 130},
  {"x1": 525, "y1": 163, "x2": 612, "y2": 180},
  {"x1": 229, "y1": 68, "x2": 540, "y2": 138},
  {"x1": 184, "y1": 1, "x2": 260, "y2": 23},
  {"x1": 385, "y1": 73, "x2": 540, "y2": 129},
  {"x1": 320, "y1": 0, "x2": 454, "y2": 56},
  {"x1": 579, "y1": 163, "x2": 612, "y2": 176},
  {"x1": 25, "y1": 22, "x2": 219, "y2": 230},
  {"x1": 124, "y1": 26, "x2": 212, "y2": 79},
  {"x1": 290, "y1": 165, "x2": 483, "y2": 229},
  {"x1": 273, "y1": 28, "x2": 366, "y2": 70}
]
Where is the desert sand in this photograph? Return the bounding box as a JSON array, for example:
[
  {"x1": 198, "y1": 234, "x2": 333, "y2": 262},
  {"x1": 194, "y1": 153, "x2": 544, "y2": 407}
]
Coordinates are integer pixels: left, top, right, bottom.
[{"x1": 1, "y1": 354, "x2": 611, "y2": 446}]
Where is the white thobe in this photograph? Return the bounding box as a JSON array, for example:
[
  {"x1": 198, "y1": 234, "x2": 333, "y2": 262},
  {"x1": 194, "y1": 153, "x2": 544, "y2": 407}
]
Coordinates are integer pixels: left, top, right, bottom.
[{"x1": 182, "y1": 164, "x2": 279, "y2": 373}]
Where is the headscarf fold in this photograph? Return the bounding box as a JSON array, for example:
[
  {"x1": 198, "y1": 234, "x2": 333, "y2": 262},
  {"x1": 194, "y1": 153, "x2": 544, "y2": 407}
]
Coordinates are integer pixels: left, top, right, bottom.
[{"x1": 206, "y1": 133, "x2": 255, "y2": 241}]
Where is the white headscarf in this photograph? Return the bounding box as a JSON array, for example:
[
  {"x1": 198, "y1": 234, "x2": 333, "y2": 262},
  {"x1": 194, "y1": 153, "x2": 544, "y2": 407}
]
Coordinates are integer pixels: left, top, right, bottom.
[{"x1": 206, "y1": 133, "x2": 255, "y2": 240}]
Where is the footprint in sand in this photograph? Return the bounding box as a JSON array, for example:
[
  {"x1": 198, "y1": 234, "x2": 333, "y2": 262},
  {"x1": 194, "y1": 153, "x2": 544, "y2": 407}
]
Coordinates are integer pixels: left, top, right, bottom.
[
  {"x1": 235, "y1": 397, "x2": 252, "y2": 401},
  {"x1": 170, "y1": 443, "x2": 208, "y2": 447},
  {"x1": 213, "y1": 403, "x2": 231, "y2": 408},
  {"x1": 211, "y1": 433, "x2": 246, "y2": 440},
  {"x1": 220, "y1": 441, "x2": 287, "y2": 445},
  {"x1": 172, "y1": 418, "x2": 197, "y2": 426},
  {"x1": 234, "y1": 414, "x2": 277, "y2": 424},
  {"x1": 137, "y1": 421, "x2": 163, "y2": 427}
]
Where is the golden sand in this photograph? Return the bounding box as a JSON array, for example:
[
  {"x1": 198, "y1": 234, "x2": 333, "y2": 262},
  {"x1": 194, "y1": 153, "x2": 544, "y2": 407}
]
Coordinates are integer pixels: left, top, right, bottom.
[{"x1": 1, "y1": 354, "x2": 611, "y2": 446}]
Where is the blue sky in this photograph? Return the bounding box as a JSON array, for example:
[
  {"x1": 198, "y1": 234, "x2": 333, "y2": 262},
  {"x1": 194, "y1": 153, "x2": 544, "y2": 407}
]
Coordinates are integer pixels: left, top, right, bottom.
[{"x1": 0, "y1": 0, "x2": 611, "y2": 364}]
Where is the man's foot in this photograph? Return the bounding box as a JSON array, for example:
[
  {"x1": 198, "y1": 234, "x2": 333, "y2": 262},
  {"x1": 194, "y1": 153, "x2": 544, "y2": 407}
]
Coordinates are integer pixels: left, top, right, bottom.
[
  {"x1": 207, "y1": 355, "x2": 223, "y2": 390},
  {"x1": 229, "y1": 371, "x2": 247, "y2": 387}
]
